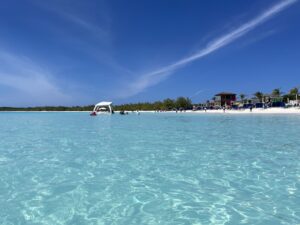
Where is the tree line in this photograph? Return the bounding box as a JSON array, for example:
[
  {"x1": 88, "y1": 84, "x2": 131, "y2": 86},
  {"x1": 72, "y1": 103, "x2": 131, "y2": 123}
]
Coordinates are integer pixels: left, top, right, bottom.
[
  {"x1": 0, "y1": 87, "x2": 298, "y2": 111},
  {"x1": 238, "y1": 87, "x2": 299, "y2": 102},
  {"x1": 0, "y1": 105, "x2": 94, "y2": 112},
  {"x1": 114, "y1": 97, "x2": 192, "y2": 111}
]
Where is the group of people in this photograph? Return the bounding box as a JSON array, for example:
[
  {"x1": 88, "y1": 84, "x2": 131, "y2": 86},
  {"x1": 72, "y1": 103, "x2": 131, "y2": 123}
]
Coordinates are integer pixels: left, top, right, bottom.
[{"x1": 119, "y1": 110, "x2": 140, "y2": 115}]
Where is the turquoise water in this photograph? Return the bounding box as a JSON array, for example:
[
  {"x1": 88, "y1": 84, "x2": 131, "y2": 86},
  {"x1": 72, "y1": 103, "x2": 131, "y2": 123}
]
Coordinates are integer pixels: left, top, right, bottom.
[{"x1": 0, "y1": 112, "x2": 299, "y2": 225}]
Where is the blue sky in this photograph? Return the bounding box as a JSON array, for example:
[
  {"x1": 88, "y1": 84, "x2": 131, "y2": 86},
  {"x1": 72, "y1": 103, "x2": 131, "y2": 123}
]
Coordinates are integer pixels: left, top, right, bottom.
[{"x1": 0, "y1": 0, "x2": 299, "y2": 106}]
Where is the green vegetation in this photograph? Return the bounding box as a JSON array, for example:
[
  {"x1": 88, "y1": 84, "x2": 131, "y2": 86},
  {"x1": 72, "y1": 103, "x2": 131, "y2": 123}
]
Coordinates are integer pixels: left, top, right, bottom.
[
  {"x1": 288, "y1": 87, "x2": 299, "y2": 100},
  {"x1": 239, "y1": 94, "x2": 246, "y2": 102},
  {"x1": 272, "y1": 88, "x2": 282, "y2": 97},
  {"x1": 289, "y1": 87, "x2": 299, "y2": 96},
  {"x1": 254, "y1": 91, "x2": 263, "y2": 102},
  {"x1": 282, "y1": 87, "x2": 299, "y2": 102},
  {"x1": 114, "y1": 97, "x2": 192, "y2": 111},
  {"x1": 0, "y1": 105, "x2": 94, "y2": 112},
  {"x1": 239, "y1": 93, "x2": 247, "y2": 104}
]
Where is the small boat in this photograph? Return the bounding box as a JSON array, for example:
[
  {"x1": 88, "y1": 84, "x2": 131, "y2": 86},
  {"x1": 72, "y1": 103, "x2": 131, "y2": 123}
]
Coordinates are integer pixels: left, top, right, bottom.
[{"x1": 90, "y1": 101, "x2": 113, "y2": 116}]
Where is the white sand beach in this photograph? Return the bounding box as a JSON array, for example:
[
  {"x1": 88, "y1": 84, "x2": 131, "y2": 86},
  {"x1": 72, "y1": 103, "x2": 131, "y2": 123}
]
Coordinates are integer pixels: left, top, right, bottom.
[
  {"x1": 186, "y1": 107, "x2": 300, "y2": 114},
  {"x1": 125, "y1": 108, "x2": 300, "y2": 114}
]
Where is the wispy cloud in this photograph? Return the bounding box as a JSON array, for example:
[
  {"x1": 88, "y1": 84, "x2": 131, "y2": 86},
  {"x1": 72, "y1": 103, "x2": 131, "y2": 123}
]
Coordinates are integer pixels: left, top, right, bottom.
[
  {"x1": 56, "y1": 11, "x2": 110, "y2": 42},
  {"x1": 0, "y1": 51, "x2": 70, "y2": 106},
  {"x1": 122, "y1": 0, "x2": 297, "y2": 98},
  {"x1": 33, "y1": 0, "x2": 111, "y2": 43},
  {"x1": 189, "y1": 89, "x2": 206, "y2": 99},
  {"x1": 33, "y1": 1, "x2": 133, "y2": 80}
]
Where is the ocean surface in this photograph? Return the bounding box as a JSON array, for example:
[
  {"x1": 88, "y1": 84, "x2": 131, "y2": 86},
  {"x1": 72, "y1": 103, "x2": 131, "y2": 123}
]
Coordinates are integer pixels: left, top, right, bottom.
[{"x1": 0, "y1": 112, "x2": 299, "y2": 225}]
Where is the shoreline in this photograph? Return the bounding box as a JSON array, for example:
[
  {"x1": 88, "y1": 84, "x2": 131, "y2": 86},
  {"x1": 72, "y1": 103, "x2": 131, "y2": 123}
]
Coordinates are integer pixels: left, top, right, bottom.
[
  {"x1": 187, "y1": 107, "x2": 300, "y2": 114},
  {"x1": 1, "y1": 107, "x2": 300, "y2": 114}
]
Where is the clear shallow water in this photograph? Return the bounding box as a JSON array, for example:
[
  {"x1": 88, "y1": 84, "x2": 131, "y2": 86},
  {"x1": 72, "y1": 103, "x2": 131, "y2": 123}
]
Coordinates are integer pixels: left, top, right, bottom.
[{"x1": 0, "y1": 112, "x2": 299, "y2": 225}]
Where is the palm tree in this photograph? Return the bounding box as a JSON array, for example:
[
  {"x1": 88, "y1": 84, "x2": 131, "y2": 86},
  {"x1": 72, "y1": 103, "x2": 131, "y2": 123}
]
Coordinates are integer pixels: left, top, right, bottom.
[
  {"x1": 272, "y1": 88, "x2": 282, "y2": 97},
  {"x1": 239, "y1": 94, "x2": 246, "y2": 103},
  {"x1": 289, "y1": 87, "x2": 299, "y2": 101},
  {"x1": 254, "y1": 92, "x2": 263, "y2": 102}
]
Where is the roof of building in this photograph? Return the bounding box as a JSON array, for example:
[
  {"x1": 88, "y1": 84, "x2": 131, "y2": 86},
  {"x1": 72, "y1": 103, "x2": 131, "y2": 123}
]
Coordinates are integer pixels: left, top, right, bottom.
[
  {"x1": 95, "y1": 101, "x2": 112, "y2": 106},
  {"x1": 215, "y1": 92, "x2": 236, "y2": 96}
]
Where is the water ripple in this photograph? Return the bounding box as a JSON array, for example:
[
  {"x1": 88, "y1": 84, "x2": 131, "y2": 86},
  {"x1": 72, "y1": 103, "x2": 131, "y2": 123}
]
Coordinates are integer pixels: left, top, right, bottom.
[{"x1": 0, "y1": 113, "x2": 299, "y2": 224}]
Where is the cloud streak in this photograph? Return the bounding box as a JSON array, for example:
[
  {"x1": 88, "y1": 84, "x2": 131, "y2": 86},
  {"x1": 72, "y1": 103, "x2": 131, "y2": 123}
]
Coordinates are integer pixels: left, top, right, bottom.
[
  {"x1": 124, "y1": 0, "x2": 297, "y2": 97},
  {"x1": 0, "y1": 51, "x2": 70, "y2": 106},
  {"x1": 58, "y1": 11, "x2": 110, "y2": 42}
]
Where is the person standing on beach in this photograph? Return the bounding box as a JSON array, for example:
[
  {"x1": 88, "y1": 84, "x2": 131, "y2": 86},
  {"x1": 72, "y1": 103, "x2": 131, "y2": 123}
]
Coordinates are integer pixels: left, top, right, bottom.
[{"x1": 223, "y1": 106, "x2": 225, "y2": 113}]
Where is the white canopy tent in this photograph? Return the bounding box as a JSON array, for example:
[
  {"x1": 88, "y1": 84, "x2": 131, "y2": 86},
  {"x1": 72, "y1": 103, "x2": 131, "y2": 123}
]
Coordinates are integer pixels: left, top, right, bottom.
[{"x1": 93, "y1": 101, "x2": 113, "y2": 114}]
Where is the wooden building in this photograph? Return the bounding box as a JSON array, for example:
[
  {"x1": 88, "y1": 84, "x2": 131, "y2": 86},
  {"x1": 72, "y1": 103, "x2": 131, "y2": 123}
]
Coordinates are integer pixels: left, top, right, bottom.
[{"x1": 214, "y1": 92, "x2": 236, "y2": 107}]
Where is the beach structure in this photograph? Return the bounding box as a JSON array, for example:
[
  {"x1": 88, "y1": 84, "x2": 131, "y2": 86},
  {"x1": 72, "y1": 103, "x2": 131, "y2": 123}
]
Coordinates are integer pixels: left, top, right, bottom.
[
  {"x1": 252, "y1": 97, "x2": 264, "y2": 108},
  {"x1": 91, "y1": 101, "x2": 113, "y2": 115},
  {"x1": 287, "y1": 99, "x2": 300, "y2": 107},
  {"x1": 249, "y1": 97, "x2": 260, "y2": 105},
  {"x1": 262, "y1": 95, "x2": 285, "y2": 107},
  {"x1": 241, "y1": 97, "x2": 263, "y2": 108},
  {"x1": 214, "y1": 92, "x2": 236, "y2": 107}
]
